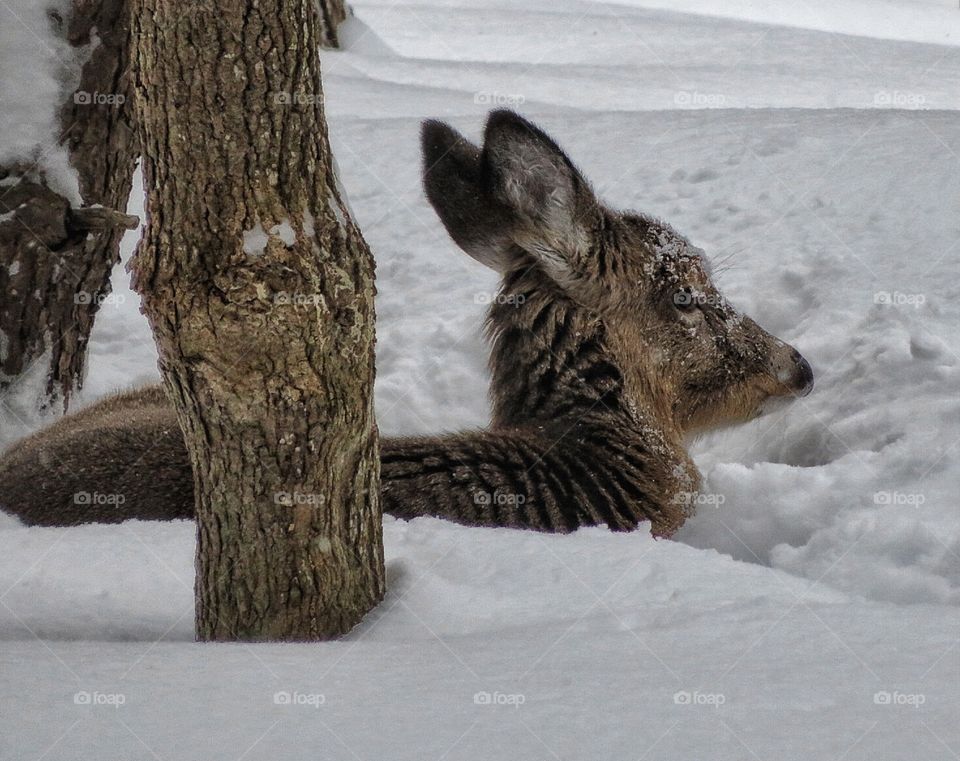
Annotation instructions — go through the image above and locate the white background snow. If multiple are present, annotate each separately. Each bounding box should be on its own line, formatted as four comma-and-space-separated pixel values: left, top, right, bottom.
2, 1, 960, 759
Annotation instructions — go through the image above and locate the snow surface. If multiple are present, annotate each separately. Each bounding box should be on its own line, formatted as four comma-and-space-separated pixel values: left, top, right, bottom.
2, 1, 960, 759
606, 0, 960, 47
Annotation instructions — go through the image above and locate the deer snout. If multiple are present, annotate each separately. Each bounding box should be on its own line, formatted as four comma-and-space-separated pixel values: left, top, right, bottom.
772, 346, 814, 398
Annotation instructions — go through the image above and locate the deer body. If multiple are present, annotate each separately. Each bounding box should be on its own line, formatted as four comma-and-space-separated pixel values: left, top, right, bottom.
0, 111, 812, 536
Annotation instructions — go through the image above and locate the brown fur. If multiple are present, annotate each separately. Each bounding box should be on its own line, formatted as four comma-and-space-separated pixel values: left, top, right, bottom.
0, 111, 812, 536
0, 385, 194, 524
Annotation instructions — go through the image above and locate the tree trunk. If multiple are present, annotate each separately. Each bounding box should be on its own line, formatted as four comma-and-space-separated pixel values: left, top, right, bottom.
0, 0, 138, 408
129, 0, 384, 640
318, 0, 349, 49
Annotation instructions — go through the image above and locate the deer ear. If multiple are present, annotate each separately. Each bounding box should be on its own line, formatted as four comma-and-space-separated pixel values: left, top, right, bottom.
421, 119, 515, 272
480, 110, 599, 290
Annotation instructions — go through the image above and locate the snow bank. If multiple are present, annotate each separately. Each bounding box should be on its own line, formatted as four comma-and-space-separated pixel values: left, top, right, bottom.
333, 1, 960, 114
605, 0, 960, 47
2, 516, 958, 760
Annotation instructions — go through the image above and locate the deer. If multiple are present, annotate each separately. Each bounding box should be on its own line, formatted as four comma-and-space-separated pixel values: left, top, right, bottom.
0, 110, 813, 537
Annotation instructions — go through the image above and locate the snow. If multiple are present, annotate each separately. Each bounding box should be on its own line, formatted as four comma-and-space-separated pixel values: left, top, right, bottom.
274, 218, 296, 246
0, 0, 81, 202
242, 219, 297, 256
2, 517, 958, 759
241, 221, 269, 256
606, 0, 960, 47
3, 0, 960, 758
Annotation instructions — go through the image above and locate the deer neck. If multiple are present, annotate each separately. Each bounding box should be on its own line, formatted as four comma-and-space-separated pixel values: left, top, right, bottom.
486, 272, 687, 448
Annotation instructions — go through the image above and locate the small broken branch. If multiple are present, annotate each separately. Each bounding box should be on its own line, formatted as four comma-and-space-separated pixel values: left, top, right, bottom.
68, 206, 140, 232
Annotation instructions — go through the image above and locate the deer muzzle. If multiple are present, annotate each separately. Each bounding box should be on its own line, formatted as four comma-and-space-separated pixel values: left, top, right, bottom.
773, 346, 814, 398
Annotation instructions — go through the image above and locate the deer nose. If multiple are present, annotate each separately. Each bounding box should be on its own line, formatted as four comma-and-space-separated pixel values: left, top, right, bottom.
792, 351, 814, 397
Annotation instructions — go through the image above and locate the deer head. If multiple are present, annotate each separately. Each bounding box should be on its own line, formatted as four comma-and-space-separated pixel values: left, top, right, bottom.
421, 110, 813, 440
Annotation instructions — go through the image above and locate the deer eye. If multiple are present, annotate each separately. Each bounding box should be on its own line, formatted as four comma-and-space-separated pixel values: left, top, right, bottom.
672, 289, 698, 313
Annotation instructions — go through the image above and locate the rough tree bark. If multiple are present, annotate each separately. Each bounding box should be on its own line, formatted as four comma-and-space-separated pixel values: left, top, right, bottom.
0, 0, 138, 408
130, 0, 384, 640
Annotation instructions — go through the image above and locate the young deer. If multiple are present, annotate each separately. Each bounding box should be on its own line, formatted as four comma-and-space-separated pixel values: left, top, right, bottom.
0, 110, 812, 537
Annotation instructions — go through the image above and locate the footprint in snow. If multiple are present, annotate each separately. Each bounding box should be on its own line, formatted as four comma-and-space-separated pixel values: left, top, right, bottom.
688, 168, 719, 184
